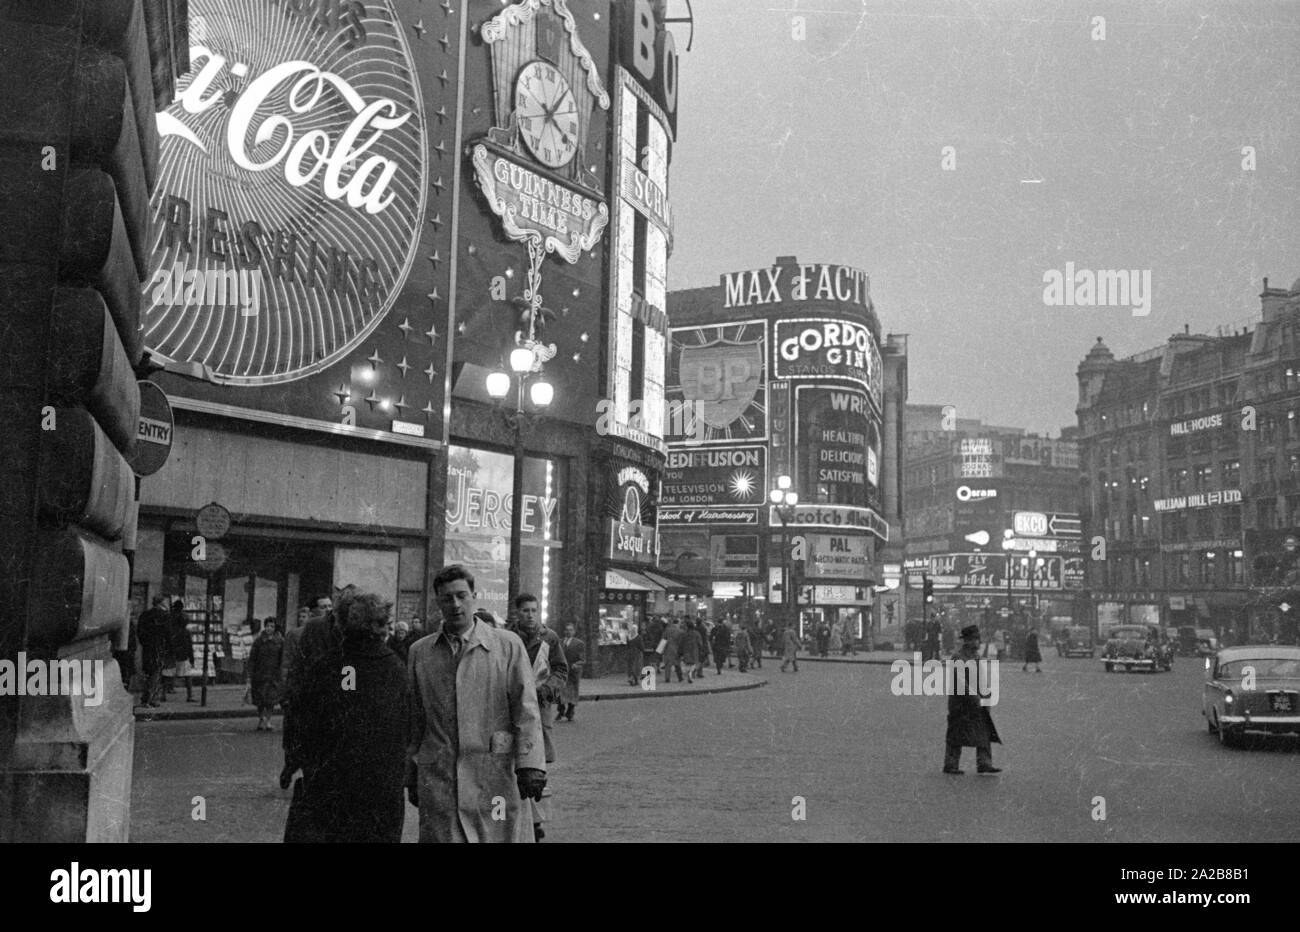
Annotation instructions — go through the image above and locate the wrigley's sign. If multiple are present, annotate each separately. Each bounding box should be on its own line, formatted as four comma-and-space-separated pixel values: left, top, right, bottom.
1153, 489, 1242, 511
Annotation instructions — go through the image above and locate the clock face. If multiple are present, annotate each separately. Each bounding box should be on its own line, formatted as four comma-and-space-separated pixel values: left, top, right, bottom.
515, 60, 580, 169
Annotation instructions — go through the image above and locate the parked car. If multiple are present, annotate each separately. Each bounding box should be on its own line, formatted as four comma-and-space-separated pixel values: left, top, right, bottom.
1056, 626, 1095, 658
1203, 645, 1300, 747
1102, 624, 1173, 672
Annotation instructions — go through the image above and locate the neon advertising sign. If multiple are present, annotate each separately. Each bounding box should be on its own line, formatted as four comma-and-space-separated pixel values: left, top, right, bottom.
144, 0, 427, 386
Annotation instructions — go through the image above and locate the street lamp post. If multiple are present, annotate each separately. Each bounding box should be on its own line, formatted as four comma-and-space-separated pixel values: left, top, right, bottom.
1002, 530, 1015, 627
769, 475, 799, 634
486, 333, 554, 610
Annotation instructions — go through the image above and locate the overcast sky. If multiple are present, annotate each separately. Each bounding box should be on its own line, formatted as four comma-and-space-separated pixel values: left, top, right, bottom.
666, 0, 1300, 434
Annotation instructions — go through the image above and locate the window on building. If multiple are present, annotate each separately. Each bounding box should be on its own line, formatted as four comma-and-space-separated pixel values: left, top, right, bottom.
1228, 550, 1244, 585
1224, 506, 1241, 535
1177, 553, 1191, 584
1168, 468, 1188, 493
1194, 464, 1213, 490
1140, 514, 1152, 537
1257, 499, 1276, 529
1262, 416, 1277, 444
1167, 436, 1185, 459
1290, 495, 1300, 527
1195, 510, 1214, 538
1287, 368, 1299, 391
1199, 551, 1216, 585
1261, 459, 1276, 485
1223, 460, 1240, 487
1166, 512, 1188, 539
1138, 558, 1152, 586
1290, 453, 1300, 478
1190, 433, 1212, 455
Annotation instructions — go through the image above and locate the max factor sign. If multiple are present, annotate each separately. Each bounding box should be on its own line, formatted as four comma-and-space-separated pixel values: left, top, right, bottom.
723, 263, 870, 309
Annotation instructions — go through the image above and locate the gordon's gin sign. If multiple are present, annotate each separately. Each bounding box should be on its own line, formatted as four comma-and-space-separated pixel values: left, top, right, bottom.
144, 1, 426, 385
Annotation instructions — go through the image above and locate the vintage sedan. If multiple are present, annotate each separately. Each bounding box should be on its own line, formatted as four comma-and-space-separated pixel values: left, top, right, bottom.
1056, 626, 1095, 658
1101, 624, 1173, 672
1203, 646, 1300, 748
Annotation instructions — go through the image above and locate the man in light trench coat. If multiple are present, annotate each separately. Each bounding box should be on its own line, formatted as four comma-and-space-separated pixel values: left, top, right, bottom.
406, 565, 547, 842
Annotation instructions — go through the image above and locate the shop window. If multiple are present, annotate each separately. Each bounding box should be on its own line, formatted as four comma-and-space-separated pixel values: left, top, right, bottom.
1228, 551, 1244, 585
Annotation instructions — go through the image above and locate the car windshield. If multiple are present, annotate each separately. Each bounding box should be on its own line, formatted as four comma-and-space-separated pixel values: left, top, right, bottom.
1217, 658, 1300, 679
1109, 627, 1148, 638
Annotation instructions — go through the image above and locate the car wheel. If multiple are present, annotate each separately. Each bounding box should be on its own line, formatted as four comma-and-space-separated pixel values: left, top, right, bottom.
1218, 721, 1240, 749
1104, 662, 1113, 672
1207, 710, 1216, 734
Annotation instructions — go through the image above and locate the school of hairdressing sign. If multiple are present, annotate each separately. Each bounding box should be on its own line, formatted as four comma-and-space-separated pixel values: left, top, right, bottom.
145, 0, 427, 385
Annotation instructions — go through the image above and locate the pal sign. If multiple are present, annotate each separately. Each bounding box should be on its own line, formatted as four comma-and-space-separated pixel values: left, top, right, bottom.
619, 0, 678, 134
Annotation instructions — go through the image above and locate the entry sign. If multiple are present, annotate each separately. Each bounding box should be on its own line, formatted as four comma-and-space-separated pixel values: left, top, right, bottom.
128, 380, 174, 476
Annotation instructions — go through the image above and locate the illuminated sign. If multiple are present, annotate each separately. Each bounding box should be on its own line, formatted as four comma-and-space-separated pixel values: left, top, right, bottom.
659, 507, 759, 526
662, 447, 766, 509
723, 264, 870, 309
927, 553, 1065, 591
146, 1, 426, 385
472, 146, 608, 262
1170, 413, 1224, 435
774, 504, 889, 541
141, 0, 452, 446
960, 437, 993, 478
666, 321, 766, 443
622, 158, 673, 248
774, 317, 882, 401
616, 0, 678, 135
796, 386, 876, 513
956, 485, 998, 502
1153, 489, 1242, 511
805, 533, 871, 580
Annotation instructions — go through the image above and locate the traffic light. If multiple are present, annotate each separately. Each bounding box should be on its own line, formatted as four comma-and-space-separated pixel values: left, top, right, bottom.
923, 576, 934, 604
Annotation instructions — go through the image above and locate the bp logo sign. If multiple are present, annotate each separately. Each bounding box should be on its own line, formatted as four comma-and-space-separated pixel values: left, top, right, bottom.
143, 0, 426, 385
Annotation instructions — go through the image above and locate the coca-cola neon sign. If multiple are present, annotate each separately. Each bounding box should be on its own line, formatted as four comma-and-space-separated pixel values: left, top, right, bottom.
143, 0, 426, 386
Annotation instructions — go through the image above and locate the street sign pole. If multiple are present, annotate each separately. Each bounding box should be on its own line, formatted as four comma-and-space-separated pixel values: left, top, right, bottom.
202, 583, 211, 708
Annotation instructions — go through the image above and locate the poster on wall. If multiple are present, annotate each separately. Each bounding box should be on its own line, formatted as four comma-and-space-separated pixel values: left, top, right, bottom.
665, 321, 767, 444
144, 0, 453, 445
659, 528, 712, 578
710, 535, 759, 577
805, 532, 871, 580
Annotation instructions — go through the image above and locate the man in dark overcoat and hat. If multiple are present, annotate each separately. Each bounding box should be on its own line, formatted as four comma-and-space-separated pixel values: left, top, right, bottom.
943, 625, 1002, 775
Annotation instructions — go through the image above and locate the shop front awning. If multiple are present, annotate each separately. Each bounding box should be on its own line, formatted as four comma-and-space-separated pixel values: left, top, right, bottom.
604, 569, 664, 592
643, 569, 709, 596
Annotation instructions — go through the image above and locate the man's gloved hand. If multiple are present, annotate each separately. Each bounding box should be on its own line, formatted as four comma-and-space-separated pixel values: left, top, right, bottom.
516, 768, 546, 801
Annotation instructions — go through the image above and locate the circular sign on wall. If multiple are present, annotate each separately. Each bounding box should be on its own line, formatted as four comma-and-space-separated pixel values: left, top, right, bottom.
195, 502, 232, 540
143, 0, 427, 385
127, 380, 174, 476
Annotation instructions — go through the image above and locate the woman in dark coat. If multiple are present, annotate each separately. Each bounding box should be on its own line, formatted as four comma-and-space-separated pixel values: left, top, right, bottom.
679, 620, 702, 683
165, 602, 196, 701
1022, 627, 1043, 673
710, 622, 731, 674
285, 593, 410, 843
248, 620, 284, 731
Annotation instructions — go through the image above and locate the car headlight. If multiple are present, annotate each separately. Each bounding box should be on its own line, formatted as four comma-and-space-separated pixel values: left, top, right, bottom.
1205, 657, 1212, 672
1224, 691, 1234, 705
